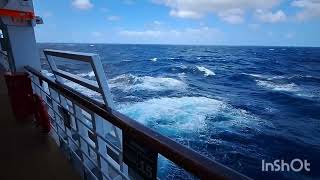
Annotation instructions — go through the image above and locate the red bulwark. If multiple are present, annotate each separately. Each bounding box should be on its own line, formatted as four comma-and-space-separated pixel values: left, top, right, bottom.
4, 73, 35, 122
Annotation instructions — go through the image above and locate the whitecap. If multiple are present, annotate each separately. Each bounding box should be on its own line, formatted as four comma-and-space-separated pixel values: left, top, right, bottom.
78, 71, 95, 77
269, 48, 274, 51
150, 57, 157, 62
256, 80, 299, 92
90, 44, 95, 47
178, 72, 187, 79
242, 73, 266, 79
196, 66, 215, 77
109, 74, 187, 92
118, 96, 270, 133
242, 73, 285, 80
64, 80, 100, 99
41, 70, 54, 77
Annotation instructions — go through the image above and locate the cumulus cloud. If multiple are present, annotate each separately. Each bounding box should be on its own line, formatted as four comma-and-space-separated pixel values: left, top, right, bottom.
170, 9, 203, 19
255, 9, 287, 23
72, 0, 93, 10
218, 9, 244, 24
291, 0, 320, 20
118, 27, 222, 44
154, 0, 281, 23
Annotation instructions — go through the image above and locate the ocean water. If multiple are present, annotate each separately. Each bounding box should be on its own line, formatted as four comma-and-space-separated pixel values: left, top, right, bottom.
38, 44, 320, 180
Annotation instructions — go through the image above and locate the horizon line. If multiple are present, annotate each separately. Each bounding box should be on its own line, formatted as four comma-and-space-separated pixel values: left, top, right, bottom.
36, 42, 320, 48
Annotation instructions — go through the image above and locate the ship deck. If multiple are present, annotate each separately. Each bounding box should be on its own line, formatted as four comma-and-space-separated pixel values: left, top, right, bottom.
0, 74, 81, 180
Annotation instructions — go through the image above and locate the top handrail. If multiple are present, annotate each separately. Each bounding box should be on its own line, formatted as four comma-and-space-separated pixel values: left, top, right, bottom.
25, 65, 251, 180
44, 49, 97, 62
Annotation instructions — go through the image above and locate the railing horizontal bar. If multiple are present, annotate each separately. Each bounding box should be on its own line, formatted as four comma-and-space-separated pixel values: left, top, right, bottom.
54, 69, 100, 93
26, 66, 250, 180
44, 49, 97, 62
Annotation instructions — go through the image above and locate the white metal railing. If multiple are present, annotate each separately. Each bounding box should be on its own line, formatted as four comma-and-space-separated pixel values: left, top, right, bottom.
26, 49, 250, 180
34, 49, 128, 180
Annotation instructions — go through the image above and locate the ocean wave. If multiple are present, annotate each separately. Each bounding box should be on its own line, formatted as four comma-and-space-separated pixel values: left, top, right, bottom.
288, 74, 320, 82
150, 57, 157, 62
109, 74, 187, 92
41, 70, 54, 77
242, 73, 284, 80
256, 80, 299, 92
177, 72, 187, 79
196, 66, 215, 77
243, 73, 319, 82
78, 71, 95, 77
118, 96, 271, 135
64, 81, 100, 98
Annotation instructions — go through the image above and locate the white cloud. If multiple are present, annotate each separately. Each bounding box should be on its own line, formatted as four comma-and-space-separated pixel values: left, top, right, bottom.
72, 0, 93, 10
170, 9, 203, 19
154, 0, 281, 23
107, 16, 121, 21
153, 20, 163, 26
218, 9, 244, 24
291, 0, 320, 20
255, 9, 287, 23
118, 27, 222, 44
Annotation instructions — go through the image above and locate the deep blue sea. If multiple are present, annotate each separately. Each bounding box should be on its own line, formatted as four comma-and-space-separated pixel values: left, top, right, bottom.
38, 44, 320, 180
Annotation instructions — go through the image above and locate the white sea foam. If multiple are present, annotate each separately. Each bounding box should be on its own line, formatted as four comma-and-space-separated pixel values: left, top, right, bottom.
109, 74, 187, 92
242, 73, 285, 80
78, 71, 95, 77
242, 73, 266, 78
256, 80, 299, 92
196, 66, 215, 77
41, 70, 54, 77
247, 74, 317, 98
118, 96, 270, 133
64, 81, 100, 98
269, 48, 274, 51
90, 44, 95, 47
178, 72, 187, 79
150, 57, 157, 62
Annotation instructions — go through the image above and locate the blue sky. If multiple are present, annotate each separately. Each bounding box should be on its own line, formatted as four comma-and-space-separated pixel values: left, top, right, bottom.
34, 0, 320, 46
